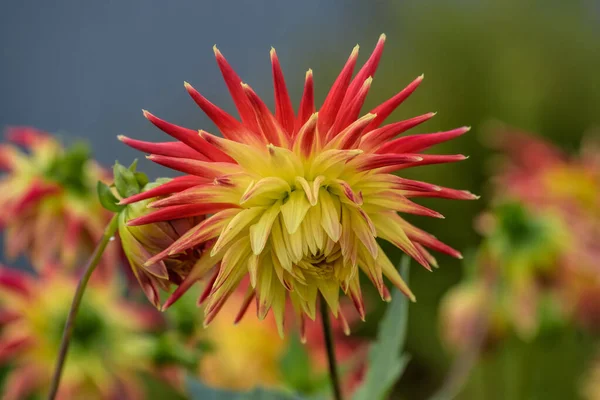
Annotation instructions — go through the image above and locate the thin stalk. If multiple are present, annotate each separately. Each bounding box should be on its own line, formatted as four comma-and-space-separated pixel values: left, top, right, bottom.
320, 297, 343, 400
47, 214, 119, 400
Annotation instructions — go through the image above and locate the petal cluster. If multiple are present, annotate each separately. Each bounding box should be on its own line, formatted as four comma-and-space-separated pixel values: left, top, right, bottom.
121, 35, 475, 333
0, 127, 117, 277
0, 266, 158, 400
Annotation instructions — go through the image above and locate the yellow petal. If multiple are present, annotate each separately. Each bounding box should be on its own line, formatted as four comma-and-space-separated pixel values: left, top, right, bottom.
280, 190, 311, 234
249, 200, 282, 254
211, 207, 263, 255
319, 189, 342, 241
241, 177, 290, 207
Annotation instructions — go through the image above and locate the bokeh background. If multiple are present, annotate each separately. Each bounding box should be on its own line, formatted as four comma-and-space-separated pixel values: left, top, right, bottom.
1, 0, 599, 398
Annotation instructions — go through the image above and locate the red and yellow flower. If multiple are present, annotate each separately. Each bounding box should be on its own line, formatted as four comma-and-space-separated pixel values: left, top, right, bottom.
0, 127, 117, 277
0, 266, 159, 400
491, 130, 600, 333
442, 130, 600, 346
119, 35, 475, 334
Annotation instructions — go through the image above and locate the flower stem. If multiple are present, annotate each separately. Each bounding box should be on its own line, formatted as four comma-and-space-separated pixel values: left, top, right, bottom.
47, 214, 119, 400
320, 296, 343, 400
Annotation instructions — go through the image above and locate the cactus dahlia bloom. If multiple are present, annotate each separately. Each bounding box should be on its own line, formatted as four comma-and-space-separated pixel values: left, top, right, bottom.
489, 130, 600, 332
0, 266, 158, 400
120, 35, 475, 333
119, 179, 205, 308
0, 127, 117, 276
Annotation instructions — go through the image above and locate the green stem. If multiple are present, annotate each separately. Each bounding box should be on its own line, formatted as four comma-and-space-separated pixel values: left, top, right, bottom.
320, 297, 343, 400
47, 214, 119, 400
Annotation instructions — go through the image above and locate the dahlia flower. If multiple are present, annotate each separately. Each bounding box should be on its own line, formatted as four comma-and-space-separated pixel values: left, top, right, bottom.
0, 127, 117, 276
118, 178, 205, 308
491, 130, 600, 331
120, 35, 475, 333
0, 266, 158, 400
445, 130, 599, 341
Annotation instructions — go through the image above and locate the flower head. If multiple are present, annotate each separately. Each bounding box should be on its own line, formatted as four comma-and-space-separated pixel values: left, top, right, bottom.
446, 130, 600, 341
0, 127, 116, 276
490, 130, 600, 331
0, 266, 159, 400
120, 35, 475, 333
118, 178, 205, 308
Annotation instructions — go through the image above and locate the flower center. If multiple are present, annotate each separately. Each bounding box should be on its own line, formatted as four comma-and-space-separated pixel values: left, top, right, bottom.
295, 244, 342, 279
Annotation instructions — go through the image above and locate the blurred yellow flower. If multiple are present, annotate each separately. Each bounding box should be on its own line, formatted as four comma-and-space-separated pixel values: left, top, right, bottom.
0, 266, 159, 400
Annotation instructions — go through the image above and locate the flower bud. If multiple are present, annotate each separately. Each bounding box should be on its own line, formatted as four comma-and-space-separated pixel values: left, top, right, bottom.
119, 180, 203, 308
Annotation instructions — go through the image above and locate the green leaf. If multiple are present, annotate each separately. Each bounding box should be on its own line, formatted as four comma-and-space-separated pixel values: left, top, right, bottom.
185, 375, 305, 400
135, 172, 150, 188
280, 335, 314, 393
353, 256, 412, 400
96, 181, 124, 212
113, 161, 140, 198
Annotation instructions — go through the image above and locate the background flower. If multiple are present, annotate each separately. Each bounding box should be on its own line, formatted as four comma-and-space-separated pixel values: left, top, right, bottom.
0, 127, 118, 278
0, 266, 160, 400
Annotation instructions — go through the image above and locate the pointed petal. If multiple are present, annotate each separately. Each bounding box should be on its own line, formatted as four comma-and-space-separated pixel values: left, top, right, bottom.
148, 184, 240, 208
211, 207, 263, 255
184, 81, 260, 144
120, 176, 207, 205
249, 201, 282, 254
270, 48, 295, 135
345, 33, 386, 103
377, 126, 471, 154
293, 112, 319, 158
319, 189, 342, 241
370, 212, 431, 270
146, 155, 242, 180
327, 113, 377, 150
127, 203, 233, 226
353, 153, 423, 172
280, 190, 311, 234
241, 83, 289, 147
294, 69, 315, 134
118, 135, 206, 160
318, 45, 359, 137
142, 110, 232, 162
364, 74, 424, 131
162, 250, 222, 310
360, 112, 436, 151
213, 46, 260, 133
327, 78, 374, 140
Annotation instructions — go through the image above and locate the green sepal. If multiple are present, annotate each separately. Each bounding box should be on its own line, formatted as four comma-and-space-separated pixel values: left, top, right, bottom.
96, 181, 124, 213
113, 161, 140, 198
